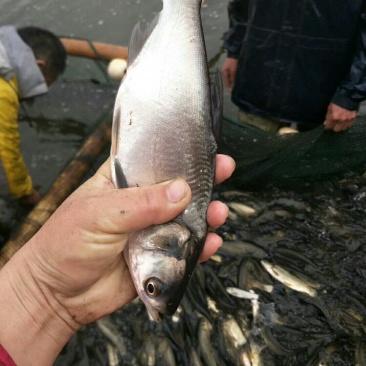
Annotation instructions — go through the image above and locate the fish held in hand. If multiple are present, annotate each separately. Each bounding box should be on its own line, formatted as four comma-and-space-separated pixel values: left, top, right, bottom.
111, 0, 223, 322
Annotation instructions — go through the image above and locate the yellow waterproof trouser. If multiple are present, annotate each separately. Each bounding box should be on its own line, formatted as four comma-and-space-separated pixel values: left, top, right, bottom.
0, 76, 33, 198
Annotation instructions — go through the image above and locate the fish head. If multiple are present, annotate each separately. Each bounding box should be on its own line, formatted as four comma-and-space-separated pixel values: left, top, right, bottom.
125, 222, 196, 322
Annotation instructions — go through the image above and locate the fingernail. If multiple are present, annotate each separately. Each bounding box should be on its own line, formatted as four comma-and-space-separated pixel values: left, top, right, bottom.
167, 179, 189, 203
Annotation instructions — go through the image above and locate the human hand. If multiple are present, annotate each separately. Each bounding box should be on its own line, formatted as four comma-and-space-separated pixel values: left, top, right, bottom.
0, 154, 235, 365
19, 189, 41, 206
323, 102, 357, 132
221, 57, 238, 92
29, 154, 234, 324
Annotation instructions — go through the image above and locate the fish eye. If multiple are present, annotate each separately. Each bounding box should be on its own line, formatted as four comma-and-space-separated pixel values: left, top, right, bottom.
145, 278, 162, 298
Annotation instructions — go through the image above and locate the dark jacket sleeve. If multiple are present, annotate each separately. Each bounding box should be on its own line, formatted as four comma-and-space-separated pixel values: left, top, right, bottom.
332, 3, 366, 111
223, 0, 249, 59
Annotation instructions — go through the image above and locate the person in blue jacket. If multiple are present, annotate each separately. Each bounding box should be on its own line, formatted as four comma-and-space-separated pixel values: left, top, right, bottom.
221, 0, 366, 133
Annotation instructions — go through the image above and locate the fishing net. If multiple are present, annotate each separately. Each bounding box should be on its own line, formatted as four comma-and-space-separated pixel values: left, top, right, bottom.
219, 114, 366, 189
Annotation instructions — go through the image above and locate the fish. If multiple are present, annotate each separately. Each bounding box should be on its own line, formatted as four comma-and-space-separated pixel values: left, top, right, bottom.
260, 260, 319, 297
110, 0, 222, 322
106, 344, 119, 366
219, 315, 248, 364
226, 287, 259, 300
227, 202, 257, 219
198, 316, 218, 366
97, 316, 127, 357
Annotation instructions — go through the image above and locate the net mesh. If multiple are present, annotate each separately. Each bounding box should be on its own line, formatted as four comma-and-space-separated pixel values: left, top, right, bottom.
219, 115, 366, 188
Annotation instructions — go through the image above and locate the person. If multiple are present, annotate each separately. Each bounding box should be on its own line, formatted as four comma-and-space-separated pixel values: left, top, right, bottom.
0, 26, 67, 205
0, 155, 235, 366
221, 0, 366, 133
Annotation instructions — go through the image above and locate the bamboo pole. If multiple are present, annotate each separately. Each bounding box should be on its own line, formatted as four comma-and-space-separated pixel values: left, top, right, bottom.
60, 38, 128, 61
0, 122, 112, 269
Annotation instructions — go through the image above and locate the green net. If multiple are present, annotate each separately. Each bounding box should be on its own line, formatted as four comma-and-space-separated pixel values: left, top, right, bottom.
219, 115, 366, 188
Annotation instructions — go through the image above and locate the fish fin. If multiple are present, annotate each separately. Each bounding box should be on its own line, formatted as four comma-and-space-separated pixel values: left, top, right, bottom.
211, 68, 224, 142
111, 107, 129, 188
113, 158, 128, 188
127, 13, 160, 66
111, 105, 120, 158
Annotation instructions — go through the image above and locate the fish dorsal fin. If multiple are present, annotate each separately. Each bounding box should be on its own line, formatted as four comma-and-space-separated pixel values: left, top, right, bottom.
211, 68, 224, 142
127, 13, 160, 66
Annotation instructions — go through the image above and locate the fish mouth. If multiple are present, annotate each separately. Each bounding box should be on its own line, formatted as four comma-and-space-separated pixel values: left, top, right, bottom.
145, 300, 181, 322
146, 306, 164, 323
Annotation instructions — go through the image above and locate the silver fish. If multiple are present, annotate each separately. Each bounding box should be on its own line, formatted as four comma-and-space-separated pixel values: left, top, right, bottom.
260, 260, 319, 298
111, 0, 222, 322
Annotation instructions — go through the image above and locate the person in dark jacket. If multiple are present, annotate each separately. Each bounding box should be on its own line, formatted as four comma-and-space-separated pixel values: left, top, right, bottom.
221, 0, 366, 133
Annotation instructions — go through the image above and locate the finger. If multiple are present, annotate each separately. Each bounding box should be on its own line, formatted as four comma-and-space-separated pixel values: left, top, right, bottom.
215, 154, 235, 185
323, 120, 335, 130
226, 75, 233, 92
229, 68, 237, 91
93, 179, 192, 234
199, 232, 223, 263
222, 72, 231, 91
207, 200, 229, 229
332, 121, 349, 132
333, 121, 343, 132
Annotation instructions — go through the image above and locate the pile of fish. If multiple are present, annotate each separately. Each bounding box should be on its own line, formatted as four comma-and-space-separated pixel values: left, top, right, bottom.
54, 170, 366, 366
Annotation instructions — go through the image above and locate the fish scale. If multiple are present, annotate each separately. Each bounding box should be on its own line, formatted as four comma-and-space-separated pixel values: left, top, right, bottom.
111, 0, 222, 322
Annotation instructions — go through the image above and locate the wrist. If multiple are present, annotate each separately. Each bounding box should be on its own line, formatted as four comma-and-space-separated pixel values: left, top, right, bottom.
0, 247, 77, 366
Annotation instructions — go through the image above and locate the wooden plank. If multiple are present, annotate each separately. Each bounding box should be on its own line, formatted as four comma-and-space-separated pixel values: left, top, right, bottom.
60, 38, 128, 61
0, 122, 112, 269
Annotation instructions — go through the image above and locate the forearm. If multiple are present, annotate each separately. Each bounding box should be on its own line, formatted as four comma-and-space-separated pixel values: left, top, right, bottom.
0, 248, 76, 366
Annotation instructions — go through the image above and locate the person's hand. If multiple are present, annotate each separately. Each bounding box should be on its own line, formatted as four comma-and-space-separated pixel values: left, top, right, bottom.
19, 189, 41, 206
0, 154, 235, 366
221, 57, 238, 92
323, 102, 357, 132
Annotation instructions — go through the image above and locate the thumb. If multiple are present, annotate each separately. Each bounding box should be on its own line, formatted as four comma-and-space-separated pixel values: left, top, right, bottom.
96, 179, 192, 234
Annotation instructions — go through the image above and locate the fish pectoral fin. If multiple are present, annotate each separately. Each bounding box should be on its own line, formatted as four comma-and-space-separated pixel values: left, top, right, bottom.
111, 106, 121, 157
142, 231, 193, 260
111, 105, 128, 189
211, 68, 224, 142
127, 13, 160, 66
112, 157, 128, 189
